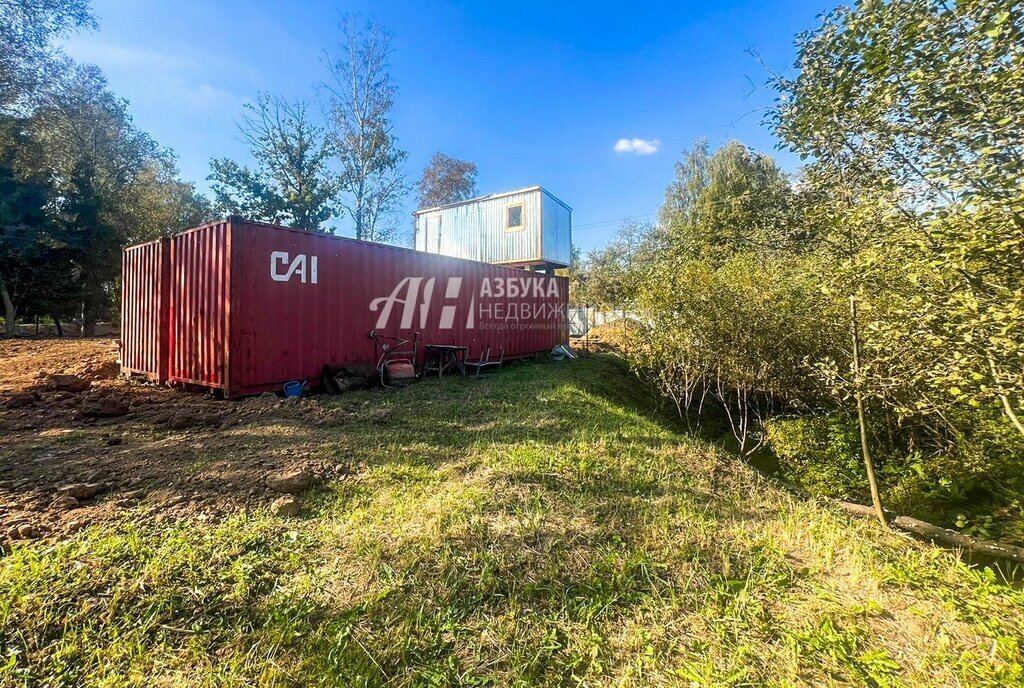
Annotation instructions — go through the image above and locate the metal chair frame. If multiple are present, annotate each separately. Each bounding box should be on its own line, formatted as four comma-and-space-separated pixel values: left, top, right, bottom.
464, 345, 505, 378
370, 330, 420, 386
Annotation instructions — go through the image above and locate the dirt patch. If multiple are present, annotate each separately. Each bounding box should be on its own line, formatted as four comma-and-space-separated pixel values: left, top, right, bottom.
0, 337, 120, 396
0, 337, 360, 544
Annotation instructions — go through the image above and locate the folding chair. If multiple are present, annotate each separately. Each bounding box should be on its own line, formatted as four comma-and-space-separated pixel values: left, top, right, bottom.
465, 346, 504, 378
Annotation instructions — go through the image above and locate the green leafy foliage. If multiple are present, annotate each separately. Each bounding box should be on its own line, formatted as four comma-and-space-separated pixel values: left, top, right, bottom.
581, 1, 1024, 541
602, 142, 844, 454
766, 414, 868, 500
658, 139, 805, 261
209, 94, 337, 231
1, 58, 214, 333
0, 0, 95, 115
0, 136, 79, 333
572, 218, 650, 309
0, 1, 215, 334
602, 125, 1024, 539
773, 0, 1024, 439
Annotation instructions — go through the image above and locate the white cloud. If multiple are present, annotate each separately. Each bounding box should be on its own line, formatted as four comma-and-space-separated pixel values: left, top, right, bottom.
164, 79, 239, 112
613, 137, 660, 155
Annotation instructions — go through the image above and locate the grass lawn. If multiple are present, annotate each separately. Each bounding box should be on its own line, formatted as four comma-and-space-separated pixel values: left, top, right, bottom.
2, 353, 1023, 686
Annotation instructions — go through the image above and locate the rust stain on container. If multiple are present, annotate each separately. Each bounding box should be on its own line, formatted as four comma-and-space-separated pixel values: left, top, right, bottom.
121, 219, 568, 396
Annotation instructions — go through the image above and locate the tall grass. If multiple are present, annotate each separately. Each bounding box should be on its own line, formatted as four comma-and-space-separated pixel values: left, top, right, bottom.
2, 355, 1022, 686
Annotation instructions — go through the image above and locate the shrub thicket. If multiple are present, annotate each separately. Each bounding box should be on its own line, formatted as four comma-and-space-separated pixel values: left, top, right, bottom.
576, 0, 1024, 541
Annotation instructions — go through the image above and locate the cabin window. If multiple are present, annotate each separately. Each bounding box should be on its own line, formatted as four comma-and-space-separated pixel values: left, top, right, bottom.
506, 203, 524, 231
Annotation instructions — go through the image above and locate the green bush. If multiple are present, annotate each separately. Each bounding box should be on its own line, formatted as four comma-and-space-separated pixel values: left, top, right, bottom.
765, 410, 1024, 543
765, 414, 867, 502
894, 411, 1024, 542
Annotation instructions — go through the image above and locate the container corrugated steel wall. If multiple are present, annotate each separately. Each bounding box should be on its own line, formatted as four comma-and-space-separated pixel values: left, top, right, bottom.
227, 221, 567, 395
120, 238, 170, 381
122, 219, 568, 397
167, 222, 231, 390
415, 187, 571, 266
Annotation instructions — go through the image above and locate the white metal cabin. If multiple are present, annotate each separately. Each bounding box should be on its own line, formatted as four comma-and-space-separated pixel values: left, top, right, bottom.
413, 186, 572, 271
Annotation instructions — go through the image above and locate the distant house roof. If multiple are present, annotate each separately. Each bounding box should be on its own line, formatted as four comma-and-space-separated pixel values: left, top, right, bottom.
413, 185, 572, 215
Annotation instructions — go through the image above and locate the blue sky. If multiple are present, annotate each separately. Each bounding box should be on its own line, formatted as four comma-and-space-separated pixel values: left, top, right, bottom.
63, 0, 831, 252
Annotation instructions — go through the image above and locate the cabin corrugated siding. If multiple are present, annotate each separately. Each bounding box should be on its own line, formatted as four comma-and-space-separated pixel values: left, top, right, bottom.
415, 188, 543, 264
540, 191, 572, 266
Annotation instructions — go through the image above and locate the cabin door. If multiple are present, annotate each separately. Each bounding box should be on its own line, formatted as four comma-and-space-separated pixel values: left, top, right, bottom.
425, 214, 441, 253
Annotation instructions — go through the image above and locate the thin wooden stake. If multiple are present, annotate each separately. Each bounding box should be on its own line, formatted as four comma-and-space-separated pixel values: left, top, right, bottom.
585, 305, 590, 352
850, 295, 887, 526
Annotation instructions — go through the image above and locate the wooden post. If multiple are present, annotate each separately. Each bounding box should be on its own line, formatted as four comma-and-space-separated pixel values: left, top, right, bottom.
585, 305, 590, 352
850, 295, 887, 526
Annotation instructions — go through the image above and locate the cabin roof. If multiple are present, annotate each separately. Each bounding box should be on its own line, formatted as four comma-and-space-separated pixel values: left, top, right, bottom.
413, 185, 572, 216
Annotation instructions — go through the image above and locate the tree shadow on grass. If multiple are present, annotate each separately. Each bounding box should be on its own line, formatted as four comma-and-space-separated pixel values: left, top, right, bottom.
9, 353, 1020, 685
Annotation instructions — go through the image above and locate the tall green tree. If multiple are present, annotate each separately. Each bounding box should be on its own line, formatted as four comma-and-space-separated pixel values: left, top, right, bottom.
625, 142, 839, 448
1, 0, 94, 333
0, 0, 95, 116
576, 219, 651, 309
772, 0, 1024, 438
0, 127, 57, 335
131, 158, 215, 238
1, 1, 214, 336
27, 63, 171, 334
659, 140, 801, 261
209, 93, 337, 231
324, 15, 408, 243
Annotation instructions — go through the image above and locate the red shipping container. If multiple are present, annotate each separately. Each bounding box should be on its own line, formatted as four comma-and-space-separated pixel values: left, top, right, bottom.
122, 219, 568, 396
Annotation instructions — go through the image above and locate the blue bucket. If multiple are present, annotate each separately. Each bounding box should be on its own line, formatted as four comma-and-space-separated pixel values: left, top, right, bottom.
282, 380, 307, 398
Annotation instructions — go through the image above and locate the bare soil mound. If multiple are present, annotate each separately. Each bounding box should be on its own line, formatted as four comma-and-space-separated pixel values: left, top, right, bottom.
0, 337, 358, 543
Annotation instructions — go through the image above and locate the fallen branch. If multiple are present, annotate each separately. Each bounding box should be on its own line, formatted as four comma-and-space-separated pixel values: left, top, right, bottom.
832, 499, 1024, 564
742, 461, 1024, 564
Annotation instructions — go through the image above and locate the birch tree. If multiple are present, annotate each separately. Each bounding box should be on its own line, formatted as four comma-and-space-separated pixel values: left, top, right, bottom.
323, 15, 408, 243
